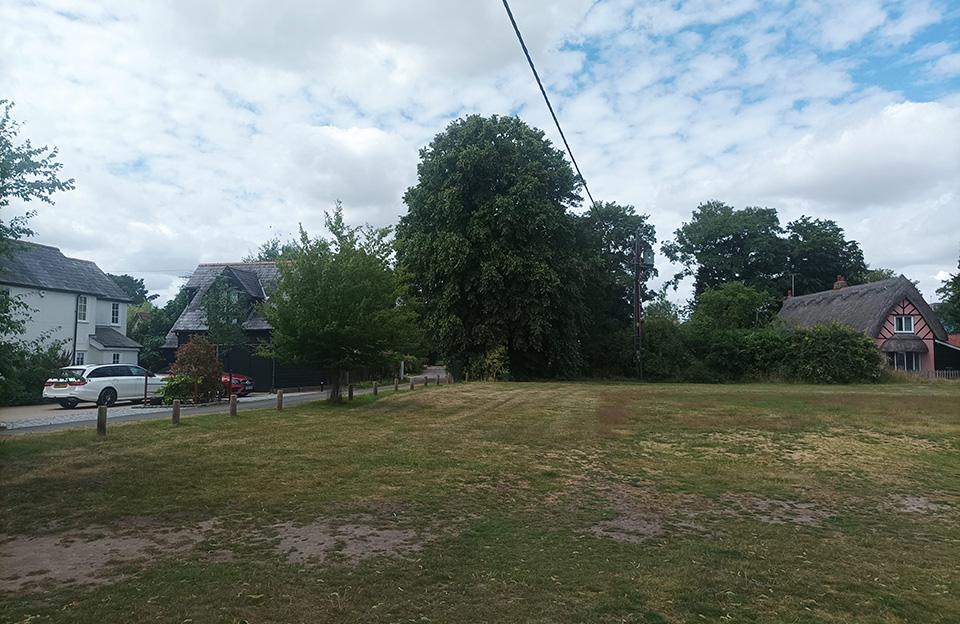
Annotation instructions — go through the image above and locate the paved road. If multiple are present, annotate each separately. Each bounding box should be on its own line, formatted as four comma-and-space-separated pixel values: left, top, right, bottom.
1, 366, 450, 435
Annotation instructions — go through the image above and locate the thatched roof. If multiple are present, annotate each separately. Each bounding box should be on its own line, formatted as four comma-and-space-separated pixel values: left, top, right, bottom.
879, 335, 927, 353
778, 275, 947, 341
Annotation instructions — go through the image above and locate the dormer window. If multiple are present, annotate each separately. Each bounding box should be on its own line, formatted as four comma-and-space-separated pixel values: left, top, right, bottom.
111, 303, 120, 325
894, 315, 914, 333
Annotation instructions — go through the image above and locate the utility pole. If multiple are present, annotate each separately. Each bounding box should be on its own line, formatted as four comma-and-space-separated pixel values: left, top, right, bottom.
634, 231, 655, 381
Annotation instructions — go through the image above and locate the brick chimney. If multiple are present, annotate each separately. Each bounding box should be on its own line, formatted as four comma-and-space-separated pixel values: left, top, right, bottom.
833, 275, 847, 290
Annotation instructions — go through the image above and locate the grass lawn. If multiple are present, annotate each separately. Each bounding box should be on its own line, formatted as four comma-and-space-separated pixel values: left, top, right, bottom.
1, 381, 958, 623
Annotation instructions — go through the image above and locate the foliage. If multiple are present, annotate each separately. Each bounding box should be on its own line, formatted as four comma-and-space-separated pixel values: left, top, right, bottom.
782, 216, 867, 295
202, 275, 249, 362
258, 203, 418, 403
107, 274, 158, 305
642, 318, 688, 381
0, 336, 69, 406
688, 282, 777, 331
935, 246, 960, 332
397, 114, 588, 379
577, 202, 657, 377
1, 100, 74, 340
663, 201, 868, 300
0, 100, 75, 249
242, 236, 297, 262
170, 334, 222, 402
662, 200, 785, 298
863, 266, 897, 283
127, 289, 189, 372
158, 373, 205, 405
786, 321, 883, 384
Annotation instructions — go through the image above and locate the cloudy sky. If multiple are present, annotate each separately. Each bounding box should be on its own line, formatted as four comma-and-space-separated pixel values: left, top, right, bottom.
3, 0, 959, 304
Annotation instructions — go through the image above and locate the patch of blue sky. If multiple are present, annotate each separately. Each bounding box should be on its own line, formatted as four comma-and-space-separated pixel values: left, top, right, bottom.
107, 158, 149, 177
216, 85, 261, 115
55, 11, 82, 21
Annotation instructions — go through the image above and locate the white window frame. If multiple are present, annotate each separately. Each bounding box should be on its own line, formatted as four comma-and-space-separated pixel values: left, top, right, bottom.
111, 302, 120, 325
75, 351, 86, 365
894, 315, 914, 333
77, 295, 88, 322
112, 353, 121, 364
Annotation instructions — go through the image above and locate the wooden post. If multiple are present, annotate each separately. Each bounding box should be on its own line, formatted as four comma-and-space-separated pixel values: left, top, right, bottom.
143, 375, 149, 406
465, 372, 469, 382
230, 395, 237, 417
172, 400, 180, 425
277, 389, 284, 412
410, 378, 415, 390
425, 375, 429, 387
373, 381, 378, 396
348, 384, 354, 401
436, 375, 440, 386
394, 378, 399, 391
97, 406, 107, 436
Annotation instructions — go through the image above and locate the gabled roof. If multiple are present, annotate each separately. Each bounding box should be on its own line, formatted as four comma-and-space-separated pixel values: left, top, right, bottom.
163, 261, 280, 348
91, 326, 141, 349
0, 241, 132, 301
779, 275, 948, 341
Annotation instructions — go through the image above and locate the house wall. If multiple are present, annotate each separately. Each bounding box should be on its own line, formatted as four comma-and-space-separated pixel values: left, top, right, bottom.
2, 285, 77, 349
876, 298, 936, 371
2, 285, 133, 365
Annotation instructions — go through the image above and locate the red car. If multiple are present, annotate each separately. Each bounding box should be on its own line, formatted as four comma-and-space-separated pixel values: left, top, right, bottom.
222, 373, 255, 397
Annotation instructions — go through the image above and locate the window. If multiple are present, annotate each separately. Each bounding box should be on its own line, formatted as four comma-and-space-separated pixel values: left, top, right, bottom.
889, 352, 921, 371
75, 351, 85, 365
112, 353, 121, 364
894, 315, 914, 333
111, 303, 120, 325
77, 295, 88, 322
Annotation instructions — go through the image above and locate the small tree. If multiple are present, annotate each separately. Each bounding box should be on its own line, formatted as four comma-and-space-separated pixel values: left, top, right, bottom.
259, 204, 418, 403
202, 276, 249, 395
171, 334, 222, 403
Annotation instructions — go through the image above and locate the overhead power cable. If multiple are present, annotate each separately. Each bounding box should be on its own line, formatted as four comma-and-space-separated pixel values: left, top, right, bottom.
501, 0, 597, 208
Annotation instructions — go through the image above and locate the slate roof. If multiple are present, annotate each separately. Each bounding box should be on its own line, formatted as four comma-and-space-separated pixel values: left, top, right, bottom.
779, 275, 948, 341
164, 262, 280, 349
0, 241, 132, 301
92, 326, 142, 349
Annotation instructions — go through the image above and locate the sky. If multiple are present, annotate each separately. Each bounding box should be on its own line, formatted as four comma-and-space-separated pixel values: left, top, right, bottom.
2, 0, 959, 306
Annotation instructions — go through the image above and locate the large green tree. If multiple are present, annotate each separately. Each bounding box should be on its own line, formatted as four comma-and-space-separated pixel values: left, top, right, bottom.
782, 216, 867, 296
664, 201, 868, 299
396, 114, 587, 379
577, 201, 656, 377
128, 289, 189, 372
662, 200, 785, 298
259, 205, 417, 403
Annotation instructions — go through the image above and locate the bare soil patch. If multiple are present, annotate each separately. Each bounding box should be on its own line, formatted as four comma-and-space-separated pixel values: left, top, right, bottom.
0, 521, 217, 592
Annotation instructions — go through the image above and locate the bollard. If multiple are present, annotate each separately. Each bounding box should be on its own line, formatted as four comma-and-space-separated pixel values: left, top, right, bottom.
425, 376, 429, 387
410, 378, 415, 391
277, 389, 284, 412
436, 375, 441, 386
230, 395, 237, 417
394, 378, 399, 391
373, 381, 378, 396
348, 384, 354, 401
172, 399, 180, 425
97, 405, 107, 436
465, 372, 469, 382
320, 382, 324, 392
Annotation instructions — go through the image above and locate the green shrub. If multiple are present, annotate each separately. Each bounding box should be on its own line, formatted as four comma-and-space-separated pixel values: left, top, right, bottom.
170, 335, 222, 402
0, 338, 69, 406
787, 321, 883, 384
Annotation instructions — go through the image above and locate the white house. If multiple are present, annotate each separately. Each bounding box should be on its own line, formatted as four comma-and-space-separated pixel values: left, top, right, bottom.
1, 241, 141, 365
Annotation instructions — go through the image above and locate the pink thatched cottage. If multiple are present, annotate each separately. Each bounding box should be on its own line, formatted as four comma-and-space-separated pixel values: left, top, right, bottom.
779, 275, 960, 374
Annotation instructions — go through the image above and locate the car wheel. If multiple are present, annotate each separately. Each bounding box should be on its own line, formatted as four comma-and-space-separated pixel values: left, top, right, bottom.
59, 398, 80, 409
97, 387, 118, 407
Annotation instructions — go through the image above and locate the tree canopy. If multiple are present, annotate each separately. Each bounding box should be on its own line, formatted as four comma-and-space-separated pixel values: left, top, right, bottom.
663, 201, 867, 299
108, 274, 158, 305
396, 114, 588, 379
936, 246, 960, 331
258, 205, 417, 402
242, 236, 297, 262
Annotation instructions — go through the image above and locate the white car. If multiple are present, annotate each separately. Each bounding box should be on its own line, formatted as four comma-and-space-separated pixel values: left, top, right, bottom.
43, 364, 167, 408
